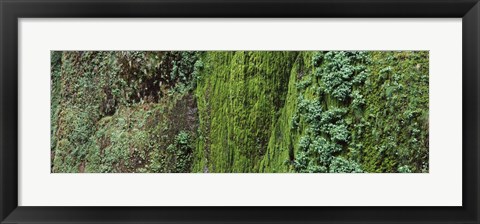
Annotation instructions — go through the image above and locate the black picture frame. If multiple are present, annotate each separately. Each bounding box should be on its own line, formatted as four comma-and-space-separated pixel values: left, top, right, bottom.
1, 0, 479, 223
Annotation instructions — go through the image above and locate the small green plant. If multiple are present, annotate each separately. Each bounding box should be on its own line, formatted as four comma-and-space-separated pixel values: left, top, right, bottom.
166, 131, 194, 173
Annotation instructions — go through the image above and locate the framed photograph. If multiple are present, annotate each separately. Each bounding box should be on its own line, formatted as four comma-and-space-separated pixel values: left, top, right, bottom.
1, 0, 479, 223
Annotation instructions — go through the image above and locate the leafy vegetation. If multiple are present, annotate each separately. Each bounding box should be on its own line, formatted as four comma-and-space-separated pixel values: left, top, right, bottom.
51, 51, 429, 173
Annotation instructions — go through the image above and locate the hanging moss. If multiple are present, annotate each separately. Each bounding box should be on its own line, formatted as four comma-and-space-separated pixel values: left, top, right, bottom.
193, 51, 298, 172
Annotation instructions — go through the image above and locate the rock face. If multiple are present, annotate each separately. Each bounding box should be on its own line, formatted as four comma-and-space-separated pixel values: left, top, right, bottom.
51, 51, 429, 173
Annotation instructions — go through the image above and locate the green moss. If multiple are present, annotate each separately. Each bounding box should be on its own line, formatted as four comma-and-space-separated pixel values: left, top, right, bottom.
194, 51, 298, 172
359, 51, 429, 172
51, 51, 429, 173
51, 51, 200, 173
50, 51, 63, 170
